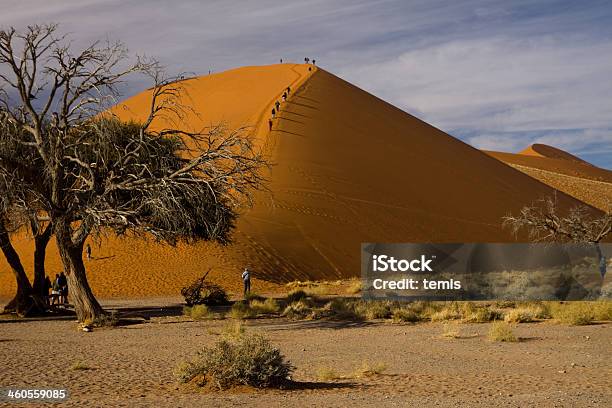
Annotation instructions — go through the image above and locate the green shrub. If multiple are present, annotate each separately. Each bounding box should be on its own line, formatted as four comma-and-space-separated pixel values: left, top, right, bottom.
175, 332, 293, 389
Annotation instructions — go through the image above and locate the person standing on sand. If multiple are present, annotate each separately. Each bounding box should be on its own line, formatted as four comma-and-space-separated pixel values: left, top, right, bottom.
51, 274, 60, 306
282, 92, 287, 102
312, 59, 316, 65
58, 272, 68, 304
43, 275, 51, 306
280, 58, 283, 63
286, 86, 291, 95
242, 267, 251, 296
275, 100, 280, 112
268, 118, 273, 131
304, 57, 310, 64
271, 108, 276, 118
86, 243, 92, 260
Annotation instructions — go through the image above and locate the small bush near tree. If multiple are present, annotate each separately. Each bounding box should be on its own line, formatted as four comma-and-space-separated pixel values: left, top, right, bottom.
181, 272, 229, 306
175, 332, 293, 389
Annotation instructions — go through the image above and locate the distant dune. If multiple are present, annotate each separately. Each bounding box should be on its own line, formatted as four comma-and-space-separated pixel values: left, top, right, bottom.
0, 64, 595, 299
519, 143, 591, 164
485, 144, 612, 211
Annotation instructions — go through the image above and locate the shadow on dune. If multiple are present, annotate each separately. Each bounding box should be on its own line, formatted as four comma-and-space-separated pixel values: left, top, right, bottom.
280, 110, 311, 119
277, 116, 305, 125
288, 101, 319, 110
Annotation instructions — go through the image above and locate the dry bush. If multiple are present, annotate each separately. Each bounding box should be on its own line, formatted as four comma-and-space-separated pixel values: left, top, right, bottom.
441, 322, 462, 338
430, 307, 462, 322
488, 321, 517, 342
71, 360, 91, 370
462, 305, 502, 323
181, 274, 229, 307
222, 321, 245, 339
593, 300, 612, 321
88, 311, 119, 327
183, 305, 213, 320
229, 302, 256, 320
316, 367, 342, 381
175, 332, 293, 389
392, 307, 420, 323
286, 289, 309, 304
504, 308, 536, 323
346, 279, 362, 294
353, 361, 387, 378
324, 299, 365, 321
549, 302, 594, 325
354, 301, 393, 320
282, 300, 315, 320
250, 298, 280, 315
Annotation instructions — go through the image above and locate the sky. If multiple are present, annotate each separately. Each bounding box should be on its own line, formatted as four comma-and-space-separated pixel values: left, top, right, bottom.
1, 0, 611, 168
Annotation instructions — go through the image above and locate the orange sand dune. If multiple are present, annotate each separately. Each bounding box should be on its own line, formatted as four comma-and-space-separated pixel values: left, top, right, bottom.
484, 150, 612, 183
484, 145, 612, 211
0, 64, 594, 299
519, 143, 591, 164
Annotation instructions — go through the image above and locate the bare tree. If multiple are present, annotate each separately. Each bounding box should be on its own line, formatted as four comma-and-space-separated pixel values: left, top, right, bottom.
503, 196, 611, 279
0, 24, 269, 322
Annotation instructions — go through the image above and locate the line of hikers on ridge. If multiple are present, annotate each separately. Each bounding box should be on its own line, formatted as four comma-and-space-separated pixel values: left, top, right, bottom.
268, 58, 317, 131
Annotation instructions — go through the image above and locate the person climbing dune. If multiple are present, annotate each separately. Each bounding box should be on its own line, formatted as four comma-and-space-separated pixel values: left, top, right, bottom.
268, 118, 273, 131
287, 86, 291, 94
282, 92, 287, 102
271, 108, 276, 118
275, 100, 280, 111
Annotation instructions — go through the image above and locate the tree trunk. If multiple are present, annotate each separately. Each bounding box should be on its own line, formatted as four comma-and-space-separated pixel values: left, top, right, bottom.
594, 242, 607, 279
0, 223, 34, 315
32, 223, 53, 297
55, 222, 104, 323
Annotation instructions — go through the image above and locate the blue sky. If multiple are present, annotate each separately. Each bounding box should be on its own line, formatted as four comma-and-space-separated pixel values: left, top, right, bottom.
2, 0, 611, 168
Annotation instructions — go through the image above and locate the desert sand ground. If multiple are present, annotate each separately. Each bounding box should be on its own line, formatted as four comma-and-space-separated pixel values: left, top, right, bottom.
0, 297, 610, 408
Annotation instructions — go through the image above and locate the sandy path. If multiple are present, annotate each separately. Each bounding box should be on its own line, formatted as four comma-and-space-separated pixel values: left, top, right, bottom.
0, 302, 610, 407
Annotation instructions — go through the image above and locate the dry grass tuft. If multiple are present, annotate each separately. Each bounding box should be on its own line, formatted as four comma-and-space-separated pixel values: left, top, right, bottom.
183, 304, 213, 320
250, 298, 280, 315
229, 302, 257, 320
71, 360, 91, 370
441, 322, 462, 338
353, 361, 387, 378
488, 321, 518, 342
